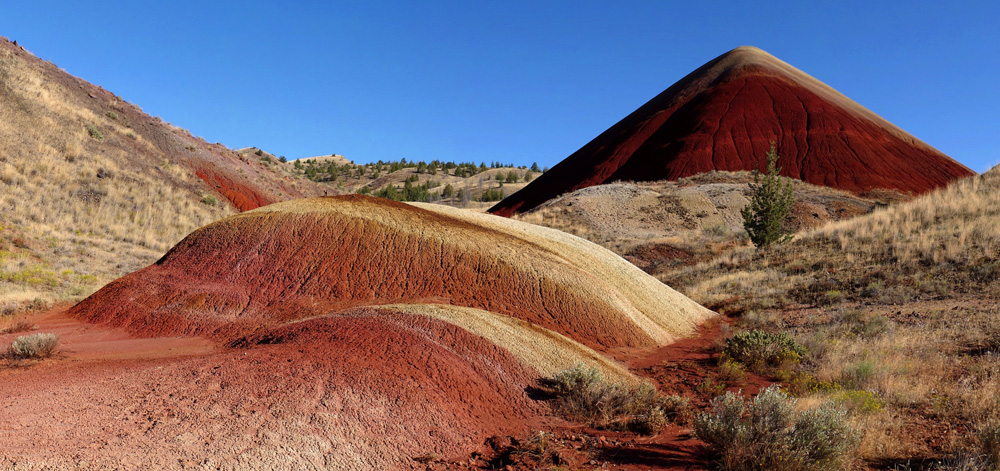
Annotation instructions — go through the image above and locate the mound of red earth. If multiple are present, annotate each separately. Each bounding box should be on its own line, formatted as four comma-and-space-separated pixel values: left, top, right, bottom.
490, 46, 974, 216
0, 307, 539, 470
70, 195, 710, 352
54, 195, 712, 468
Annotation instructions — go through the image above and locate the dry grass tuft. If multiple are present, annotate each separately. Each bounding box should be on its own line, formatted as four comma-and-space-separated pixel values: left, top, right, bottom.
541, 363, 688, 434
0, 318, 34, 334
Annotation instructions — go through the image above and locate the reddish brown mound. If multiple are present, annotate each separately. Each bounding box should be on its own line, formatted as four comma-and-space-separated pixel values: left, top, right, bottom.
69, 195, 711, 351
0, 307, 538, 469
489, 46, 974, 216
195, 165, 273, 211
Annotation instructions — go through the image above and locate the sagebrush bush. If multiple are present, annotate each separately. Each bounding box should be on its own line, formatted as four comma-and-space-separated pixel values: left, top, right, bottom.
839, 360, 877, 390
543, 363, 685, 434
695, 385, 858, 471
723, 329, 806, 373
7, 332, 59, 359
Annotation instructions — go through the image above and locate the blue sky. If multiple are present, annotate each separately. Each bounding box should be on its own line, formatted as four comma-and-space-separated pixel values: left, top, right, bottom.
2, 1, 998, 172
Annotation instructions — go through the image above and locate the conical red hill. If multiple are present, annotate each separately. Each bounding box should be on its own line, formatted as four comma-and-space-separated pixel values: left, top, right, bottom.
489, 46, 974, 216
69, 195, 712, 352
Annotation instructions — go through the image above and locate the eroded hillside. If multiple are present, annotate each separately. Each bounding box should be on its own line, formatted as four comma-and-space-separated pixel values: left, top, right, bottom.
0, 37, 328, 308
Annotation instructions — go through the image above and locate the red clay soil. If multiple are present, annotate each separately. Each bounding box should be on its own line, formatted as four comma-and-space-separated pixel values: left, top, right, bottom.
194, 165, 273, 211
489, 46, 974, 216
69, 195, 693, 352
423, 318, 774, 471
1, 306, 539, 470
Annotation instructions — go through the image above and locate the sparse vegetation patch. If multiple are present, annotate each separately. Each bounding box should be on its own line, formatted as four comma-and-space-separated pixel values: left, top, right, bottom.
695, 385, 859, 471
541, 363, 687, 434
6, 333, 59, 359
722, 329, 805, 374
85, 124, 103, 140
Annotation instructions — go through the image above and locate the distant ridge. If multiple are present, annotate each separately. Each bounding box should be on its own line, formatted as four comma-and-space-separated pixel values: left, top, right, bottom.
490, 46, 975, 216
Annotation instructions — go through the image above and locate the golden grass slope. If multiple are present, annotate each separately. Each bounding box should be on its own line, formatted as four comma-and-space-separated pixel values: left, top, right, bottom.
812, 165, 1000, 267
0, 37, 327, 308
657, 166, 1000, 461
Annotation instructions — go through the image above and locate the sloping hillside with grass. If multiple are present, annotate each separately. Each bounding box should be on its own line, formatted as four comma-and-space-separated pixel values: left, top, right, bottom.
0, 37, 328, 309
515, 170, 896, 272
659, 166, 1000, 464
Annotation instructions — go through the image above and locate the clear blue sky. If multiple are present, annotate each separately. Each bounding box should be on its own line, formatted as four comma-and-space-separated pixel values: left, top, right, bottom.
2, 1, 997, 172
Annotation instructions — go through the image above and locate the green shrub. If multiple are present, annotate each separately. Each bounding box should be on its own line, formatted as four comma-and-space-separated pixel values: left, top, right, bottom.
696, 378, 727, 397
718, 359, 747, 382
7, 333, 60, 359
86, 124, 103, 140
542, 363, 683, 434
742, 142, 794, 248
821, 290, 843, 305
723, 330, 806, 374
201, 195, 217, 206
695, 385, 858, 471
832, 389, 884, 414
839, 360, 877, 390
478, 187, 505, 202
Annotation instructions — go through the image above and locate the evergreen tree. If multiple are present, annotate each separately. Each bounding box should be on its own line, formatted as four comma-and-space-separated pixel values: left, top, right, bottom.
741, 142, 795, 248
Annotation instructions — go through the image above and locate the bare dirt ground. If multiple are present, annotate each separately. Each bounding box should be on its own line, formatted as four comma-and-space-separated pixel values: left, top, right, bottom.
1, 306, 542, 470
2, 306, 738, 471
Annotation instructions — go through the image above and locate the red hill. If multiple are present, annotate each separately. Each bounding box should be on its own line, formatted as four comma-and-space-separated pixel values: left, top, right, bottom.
490, 46, 974, 216
69, 196, 711, 352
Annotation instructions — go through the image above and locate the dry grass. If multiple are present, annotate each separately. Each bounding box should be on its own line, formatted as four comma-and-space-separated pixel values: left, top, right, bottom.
813, 168, 1000, 270
0, 317, 34, 334
658, 167, 1000, 463
0, 41, 235, 307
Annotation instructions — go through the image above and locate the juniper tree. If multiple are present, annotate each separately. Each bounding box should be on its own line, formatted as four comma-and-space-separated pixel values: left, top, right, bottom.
742, 142, 794, 248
